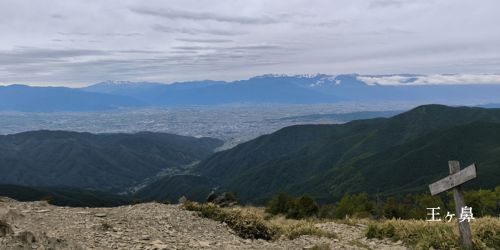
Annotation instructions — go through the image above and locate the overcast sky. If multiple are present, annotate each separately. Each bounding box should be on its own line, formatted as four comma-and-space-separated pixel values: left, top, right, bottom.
0, 0, 499, 86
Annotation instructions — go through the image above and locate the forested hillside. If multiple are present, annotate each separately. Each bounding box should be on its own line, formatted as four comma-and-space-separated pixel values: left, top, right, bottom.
159, 105, 500, 203
0, 131, 223, 191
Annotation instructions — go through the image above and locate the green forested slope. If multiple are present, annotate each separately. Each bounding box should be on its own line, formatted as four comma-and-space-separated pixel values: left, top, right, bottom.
0, 131, 223, 191
135, 175, 215, 203
0, 184, 132, 207
189, 105, 500, 203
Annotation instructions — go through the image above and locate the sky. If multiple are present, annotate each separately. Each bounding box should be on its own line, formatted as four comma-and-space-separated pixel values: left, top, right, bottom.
0, 0, 499, 87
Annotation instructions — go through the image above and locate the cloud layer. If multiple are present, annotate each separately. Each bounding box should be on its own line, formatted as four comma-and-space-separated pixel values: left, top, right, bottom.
0, 0, 499, 86
358, 74, 500, 85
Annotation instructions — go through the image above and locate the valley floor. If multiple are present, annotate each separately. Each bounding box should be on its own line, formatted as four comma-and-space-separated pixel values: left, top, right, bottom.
0, 197, 407, 250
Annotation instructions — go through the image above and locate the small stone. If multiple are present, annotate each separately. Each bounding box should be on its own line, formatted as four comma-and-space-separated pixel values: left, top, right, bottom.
140, 235, 150, 240
17, 231, 37, 244
95, 213, 107, 218
0, 220, 14, 236
35, 209, 51, 213
198, 241, 210, 247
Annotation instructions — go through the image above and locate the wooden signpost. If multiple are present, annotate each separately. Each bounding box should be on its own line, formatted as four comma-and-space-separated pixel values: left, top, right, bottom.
429, 161, 477, 249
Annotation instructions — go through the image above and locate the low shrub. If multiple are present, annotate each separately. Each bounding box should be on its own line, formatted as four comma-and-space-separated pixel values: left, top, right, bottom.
318, 204, 336, 219
266, 193, 320, 219
266, 192, 294, 215
183, 201, 276, 240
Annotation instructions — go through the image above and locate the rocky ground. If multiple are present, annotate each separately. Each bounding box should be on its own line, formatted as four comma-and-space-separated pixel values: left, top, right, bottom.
0, 197, 407, 249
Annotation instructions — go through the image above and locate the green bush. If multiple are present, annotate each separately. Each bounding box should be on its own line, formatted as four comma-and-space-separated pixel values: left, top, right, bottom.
266, 192, 294, 215
383, 197, 402, 219
335, 193, 374, 219
286, 195, 319, 219
318, 204, 336, 219
266, 193, 320, 219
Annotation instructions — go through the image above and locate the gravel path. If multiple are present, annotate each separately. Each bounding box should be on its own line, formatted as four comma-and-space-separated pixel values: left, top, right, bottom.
0, 197, 407, 249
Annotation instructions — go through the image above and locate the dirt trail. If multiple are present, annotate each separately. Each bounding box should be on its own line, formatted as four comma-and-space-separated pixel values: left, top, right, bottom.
0, 197, 407, 249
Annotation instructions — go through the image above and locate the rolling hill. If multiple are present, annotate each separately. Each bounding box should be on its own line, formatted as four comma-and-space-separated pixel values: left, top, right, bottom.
140, 105, 500, 204
0, 131, 223, 191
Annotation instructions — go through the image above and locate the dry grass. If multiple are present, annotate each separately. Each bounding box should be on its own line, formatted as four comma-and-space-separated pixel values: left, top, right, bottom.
365, 217, 500, 249
183, 202, 276, 240
183, 203, 336, 240
228, 206, 336, 240
184, 202, 498, 249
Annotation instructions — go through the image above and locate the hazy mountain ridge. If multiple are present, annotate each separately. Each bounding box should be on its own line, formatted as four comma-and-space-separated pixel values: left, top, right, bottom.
0, 84, 146, 112
3, 74, 500, 111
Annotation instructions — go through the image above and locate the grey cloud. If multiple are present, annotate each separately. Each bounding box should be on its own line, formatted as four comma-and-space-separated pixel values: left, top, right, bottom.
152, 24, 243, 36
116, 50, 164, 54
102, 32, 142, 37
0, 0, 498, 85
58, 32, 141, 37
130, 6, 277, 25
58, 32, 90, 36
176, 38, 233, 43
170, 50, 199, 54
173, 44, 281, 50
171, 46, 217, 51
229, 45, 282, 50
50, 14, 67, 19
369, 0, 407, 8
0, 48, 109, 65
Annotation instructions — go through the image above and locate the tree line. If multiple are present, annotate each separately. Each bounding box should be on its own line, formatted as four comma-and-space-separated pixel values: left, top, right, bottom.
265, 186, 500, 220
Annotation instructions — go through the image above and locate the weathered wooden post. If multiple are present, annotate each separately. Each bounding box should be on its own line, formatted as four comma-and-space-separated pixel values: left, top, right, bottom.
428, 161, 476, 249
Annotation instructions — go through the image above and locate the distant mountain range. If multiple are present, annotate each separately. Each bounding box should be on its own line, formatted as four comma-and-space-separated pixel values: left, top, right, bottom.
0, 131, 223, 192
141, 105, 500, 204
2, 74, 500, 111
